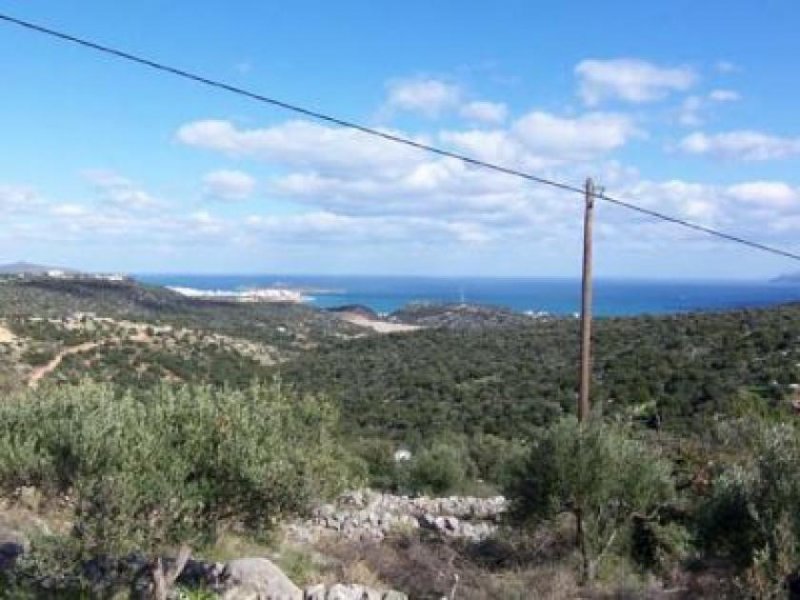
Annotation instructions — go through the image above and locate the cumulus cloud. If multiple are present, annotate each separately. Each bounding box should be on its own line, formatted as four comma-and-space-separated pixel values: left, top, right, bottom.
708, 89, 740, 102
575, 58, 697, 105
177, 119, 428, 174
383, 77, 461, 117
174, 108, 645, 252
203, 169, 256, 201
439, 129, 541, 169
244, 211, 492, 245
726, 181, 798, 210
50, 203, 89, 217
512, 111, 639, 159
678, 89, 741, 126
679, 130, 800, 160
270, 154, 532, 219
459, 101, 508, 124
440, 111, 638, 170
171, 105, 798, 256
606, 177, 800, 245
82, 169, 161, 210
678, 96, 705, 127
617, 179, 723, 226
6, 167, 800, 263
0, 184, 42, 213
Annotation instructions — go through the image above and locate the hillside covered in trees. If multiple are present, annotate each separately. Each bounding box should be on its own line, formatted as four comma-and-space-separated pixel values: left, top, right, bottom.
2, 276, 800, 596
278, 303, 800, 439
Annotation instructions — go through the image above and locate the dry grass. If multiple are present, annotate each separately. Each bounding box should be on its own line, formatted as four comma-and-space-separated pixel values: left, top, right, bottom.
0, 492, 74, 540
201, 531, 274, 563
315, 529, 585, 600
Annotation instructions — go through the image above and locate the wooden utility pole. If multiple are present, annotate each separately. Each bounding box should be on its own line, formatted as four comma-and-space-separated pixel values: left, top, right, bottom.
578, 177, 596, 422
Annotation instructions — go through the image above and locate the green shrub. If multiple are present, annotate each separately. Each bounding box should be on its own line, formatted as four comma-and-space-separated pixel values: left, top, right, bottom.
353, 434, 524, 495
0, 381, 359, 559
406, 439, 475, 495
351, 438, 398, 491
469, 433, 528, 489
699, 420, 800, 593
507, 417, 674, 581
21, 347, 56, 367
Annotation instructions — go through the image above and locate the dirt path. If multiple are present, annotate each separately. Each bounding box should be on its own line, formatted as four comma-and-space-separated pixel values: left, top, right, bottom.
28, 341, 100, 388
0, 324, 16, 344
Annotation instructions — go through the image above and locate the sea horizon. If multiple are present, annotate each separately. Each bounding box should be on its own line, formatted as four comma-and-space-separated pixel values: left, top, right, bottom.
135, 273, 800, 317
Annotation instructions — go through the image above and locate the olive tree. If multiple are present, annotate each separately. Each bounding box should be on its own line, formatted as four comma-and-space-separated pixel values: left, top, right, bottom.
699, 420, 800, 597
507, 417, 674, 581
0, 380, 360, 595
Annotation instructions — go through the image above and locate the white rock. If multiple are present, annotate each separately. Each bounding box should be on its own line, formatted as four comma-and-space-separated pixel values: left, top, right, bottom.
304, 584, 327, 600
221, 557, 302, 600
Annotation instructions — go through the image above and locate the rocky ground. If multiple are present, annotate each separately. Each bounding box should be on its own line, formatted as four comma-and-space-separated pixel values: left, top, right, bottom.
288, 490, 507, 544
0, 488, 509, 599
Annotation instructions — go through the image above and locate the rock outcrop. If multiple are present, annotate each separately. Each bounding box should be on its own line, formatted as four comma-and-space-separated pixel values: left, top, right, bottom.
218, 557, 303, 600
210, 557, 409, 600
304, 583, 407, 600
288, 489, 506, 543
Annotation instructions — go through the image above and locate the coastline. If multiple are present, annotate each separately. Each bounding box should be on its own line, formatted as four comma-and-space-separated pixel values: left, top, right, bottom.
138, 275, 800, 317
168, 286, 309, 304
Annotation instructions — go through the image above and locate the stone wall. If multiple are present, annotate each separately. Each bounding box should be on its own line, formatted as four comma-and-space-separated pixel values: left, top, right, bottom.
288, 489, 507, 543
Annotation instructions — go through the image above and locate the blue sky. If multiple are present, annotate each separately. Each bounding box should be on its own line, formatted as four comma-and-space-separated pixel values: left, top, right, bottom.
1, 1, 799, 278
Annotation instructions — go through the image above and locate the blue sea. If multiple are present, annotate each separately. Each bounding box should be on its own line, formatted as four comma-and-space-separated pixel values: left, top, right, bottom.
134, 274, 800, 317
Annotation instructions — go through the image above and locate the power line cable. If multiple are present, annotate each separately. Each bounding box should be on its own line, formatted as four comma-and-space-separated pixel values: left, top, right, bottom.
2, 12, 800, 263
598, 193, 800, 261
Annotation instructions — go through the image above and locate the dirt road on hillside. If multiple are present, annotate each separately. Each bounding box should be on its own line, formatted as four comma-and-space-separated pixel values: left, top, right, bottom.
28, 341, 99, 388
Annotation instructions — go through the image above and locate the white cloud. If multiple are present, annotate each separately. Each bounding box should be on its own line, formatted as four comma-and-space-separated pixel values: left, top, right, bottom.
244, 211, 492, 245
726, 181, 798, 210
5, 166, 800, 265
440, 129, 537, 168
575, 58, 697, 105
383, 77, 461, 117
622, 179, 722, 224
708, 89, 740, 102
606, 177, 800, 246
678, 90, 740, 126
175, 109, 641, 253
512, 111, 638, 159
459, 101, 508, 124
678, 96, 704, 127
0, 184, 42, 213
271, 156, 529, 220
177, 119, 428, 174
203, 169, 256, 201
679, 130, 800, 161
171, 110, 798, 258
82, 169, 161, 210
50, 203, 89, 217
441, 111, 638, 168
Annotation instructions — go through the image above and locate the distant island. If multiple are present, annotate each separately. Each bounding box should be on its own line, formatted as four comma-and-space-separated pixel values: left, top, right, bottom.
0, 261, 81, 275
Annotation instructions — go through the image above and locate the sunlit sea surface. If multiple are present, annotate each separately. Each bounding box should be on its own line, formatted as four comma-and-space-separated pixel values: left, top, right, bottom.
135, 274, 800, 317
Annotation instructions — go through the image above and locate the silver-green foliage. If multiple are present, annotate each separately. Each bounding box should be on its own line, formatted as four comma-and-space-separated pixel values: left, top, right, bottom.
508, 417, 674, 578
700, 420, 800, 592
0, 381, 358, 556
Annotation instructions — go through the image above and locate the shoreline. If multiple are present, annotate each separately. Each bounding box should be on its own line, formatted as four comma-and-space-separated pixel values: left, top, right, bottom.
167, 286, 309, 304
133, 275, 800, 317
